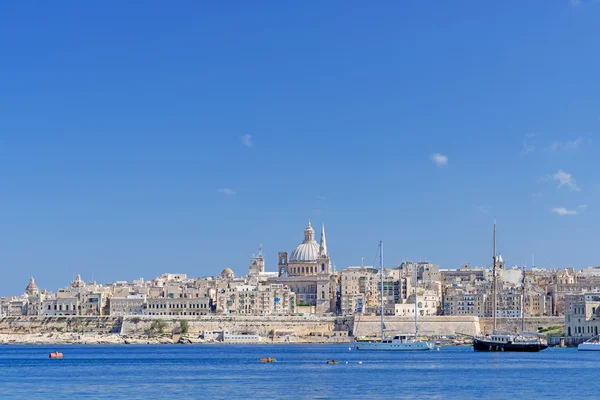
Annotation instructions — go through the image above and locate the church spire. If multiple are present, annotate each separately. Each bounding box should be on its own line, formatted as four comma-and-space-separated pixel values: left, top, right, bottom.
319, 224, 328, 256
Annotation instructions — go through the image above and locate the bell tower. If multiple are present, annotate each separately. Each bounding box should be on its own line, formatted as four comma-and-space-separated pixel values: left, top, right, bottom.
278, 252, 288, 277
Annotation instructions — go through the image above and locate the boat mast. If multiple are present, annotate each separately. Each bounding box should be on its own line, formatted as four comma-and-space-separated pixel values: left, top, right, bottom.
380, 241, 384, 342
521, 265, 526, 333
414, 262, 419, 337
492, 222, 497, 332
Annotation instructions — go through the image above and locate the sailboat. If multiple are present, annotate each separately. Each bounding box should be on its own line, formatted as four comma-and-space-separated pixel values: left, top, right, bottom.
354, 241, 434, 351
472, 223, 548, 352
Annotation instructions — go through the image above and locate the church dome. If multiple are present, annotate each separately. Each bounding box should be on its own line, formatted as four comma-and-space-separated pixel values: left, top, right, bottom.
289, 220, 321, 263
290, 242, 320, 262
26, 277, 38, 293
221, 268, 234, 278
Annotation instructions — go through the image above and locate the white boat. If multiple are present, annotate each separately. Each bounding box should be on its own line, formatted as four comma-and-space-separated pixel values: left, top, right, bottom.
354, 241, 434, 351
355, 333, 433, 351
578, 336, 600, 351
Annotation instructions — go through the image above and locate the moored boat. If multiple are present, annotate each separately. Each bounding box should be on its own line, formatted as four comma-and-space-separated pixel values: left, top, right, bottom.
354, 241, 433, 351
578, 336, 600, 351
471, 222, 547, 352
473, 331, 548, 352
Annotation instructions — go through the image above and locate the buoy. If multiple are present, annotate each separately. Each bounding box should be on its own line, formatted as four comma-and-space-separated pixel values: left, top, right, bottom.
49, 352, 63, 359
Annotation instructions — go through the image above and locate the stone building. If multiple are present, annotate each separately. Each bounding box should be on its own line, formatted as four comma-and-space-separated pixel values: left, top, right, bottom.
565, 293, 600, 338
273, 221, 337, 313
109, 295, 147, 316
42, 291, 79, 316
443, 288, 487, 317
340, 266, 380, 315
394, 287, 440, 317
145, 296, 212, 316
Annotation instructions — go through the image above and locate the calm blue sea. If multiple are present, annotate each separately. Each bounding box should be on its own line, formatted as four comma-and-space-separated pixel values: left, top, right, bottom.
0, 345, 594, 399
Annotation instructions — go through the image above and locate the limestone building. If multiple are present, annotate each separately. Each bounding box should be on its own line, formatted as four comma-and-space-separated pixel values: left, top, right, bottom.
273, 221, 337, 313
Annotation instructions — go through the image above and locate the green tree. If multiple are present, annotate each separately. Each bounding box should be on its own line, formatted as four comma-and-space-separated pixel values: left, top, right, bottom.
180, 320, 189, 334
150, 319, 167, 335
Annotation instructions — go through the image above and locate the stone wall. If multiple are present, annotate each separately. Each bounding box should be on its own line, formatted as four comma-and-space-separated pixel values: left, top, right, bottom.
120, 315, 337, 336
0, 316, 122, 334
348, 316, 481, 337
0, 315, 566, 339
479, 317, 564, 334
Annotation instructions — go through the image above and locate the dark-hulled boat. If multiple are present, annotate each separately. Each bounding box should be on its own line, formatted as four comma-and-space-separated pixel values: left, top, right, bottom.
473, 330, 548, 352
471, 222, 548, 352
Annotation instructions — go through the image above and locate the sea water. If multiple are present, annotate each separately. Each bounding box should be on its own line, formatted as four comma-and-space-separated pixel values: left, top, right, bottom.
0, 345, 594, 399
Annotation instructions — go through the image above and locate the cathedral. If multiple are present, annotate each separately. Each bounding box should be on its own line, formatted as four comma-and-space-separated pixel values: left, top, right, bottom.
273, 221, 337, 313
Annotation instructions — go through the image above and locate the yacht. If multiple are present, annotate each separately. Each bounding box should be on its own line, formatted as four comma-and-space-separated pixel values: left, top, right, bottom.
473, 330, 548, 352
578, 336, 600, 351
354, 241, 434, 351
472, 223, 548, 352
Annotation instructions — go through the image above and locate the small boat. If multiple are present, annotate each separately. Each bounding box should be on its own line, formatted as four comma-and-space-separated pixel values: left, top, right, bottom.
49, 352, 63, 359
578, 336, 600, 351
326, 360, 339, 364
259, 357, 277, 363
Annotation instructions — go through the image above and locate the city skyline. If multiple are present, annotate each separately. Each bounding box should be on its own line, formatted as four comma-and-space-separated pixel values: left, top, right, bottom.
2, 1, 600, 295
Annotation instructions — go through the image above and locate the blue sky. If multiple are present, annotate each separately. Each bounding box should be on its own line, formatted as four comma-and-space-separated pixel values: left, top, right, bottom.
1, 1, 599, 295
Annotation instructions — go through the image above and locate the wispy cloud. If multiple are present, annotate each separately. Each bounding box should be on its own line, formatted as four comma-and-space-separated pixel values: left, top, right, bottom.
217, 188, 236, 195
430, 153, 448, 167
478, 206, 490, 214
552, 207, 578, 216
520, 133, 536, 156
240, 134, 253, 148
549, 137, 583, 151
552, 170, 580, 191
570, 0, 581, 6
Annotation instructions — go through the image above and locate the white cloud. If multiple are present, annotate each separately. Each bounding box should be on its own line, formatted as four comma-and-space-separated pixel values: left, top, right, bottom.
552, 169, 580, 191
240, 134, 253, 148
570, 0, 581, 6
520, 133, 536, 156
552, 207, 578, 216
217, 188, 236, 195
549, 137, 583, 151
430, 153, 448, 167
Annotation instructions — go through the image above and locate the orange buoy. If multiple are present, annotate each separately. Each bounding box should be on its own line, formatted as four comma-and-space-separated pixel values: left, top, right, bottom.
49, 352, 63, 359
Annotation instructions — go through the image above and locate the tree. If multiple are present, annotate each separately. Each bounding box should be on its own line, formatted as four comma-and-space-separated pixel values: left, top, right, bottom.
180, 320, 189, 334
150, 319, 167, 335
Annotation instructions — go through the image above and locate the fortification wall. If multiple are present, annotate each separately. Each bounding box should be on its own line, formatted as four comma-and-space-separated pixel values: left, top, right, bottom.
479, 317, 564, 334
120, 315, 337, 336
0, 315, 566, 339
0, 316, 121, 334
349, 316, 481, 337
